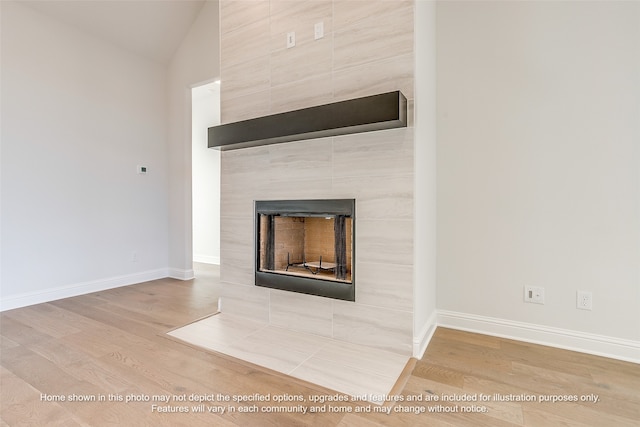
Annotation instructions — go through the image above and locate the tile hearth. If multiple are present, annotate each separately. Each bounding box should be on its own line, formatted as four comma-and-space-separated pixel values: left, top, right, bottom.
167, 313, 410, 403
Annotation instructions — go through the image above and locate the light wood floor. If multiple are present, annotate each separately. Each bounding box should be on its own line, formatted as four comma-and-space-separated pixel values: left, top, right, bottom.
1, 266, 638, 426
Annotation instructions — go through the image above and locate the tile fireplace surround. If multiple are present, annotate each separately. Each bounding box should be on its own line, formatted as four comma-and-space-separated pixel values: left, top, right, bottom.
216, 0, 417, 367
218, 126, 415, 358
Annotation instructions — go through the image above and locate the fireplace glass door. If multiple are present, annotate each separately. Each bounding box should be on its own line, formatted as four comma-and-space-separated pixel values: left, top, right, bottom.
258, 214, 352, 283
255, 199, 355, 301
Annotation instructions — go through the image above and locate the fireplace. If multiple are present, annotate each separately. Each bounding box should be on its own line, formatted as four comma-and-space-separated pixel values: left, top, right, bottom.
255, 199, 355, 301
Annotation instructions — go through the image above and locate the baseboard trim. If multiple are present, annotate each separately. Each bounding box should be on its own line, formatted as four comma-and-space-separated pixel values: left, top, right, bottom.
0, 268, 169, 312
193, 255, 220, 265
413, 310, 438, 359
169, 268, 195, 280
437, 310, 640, 364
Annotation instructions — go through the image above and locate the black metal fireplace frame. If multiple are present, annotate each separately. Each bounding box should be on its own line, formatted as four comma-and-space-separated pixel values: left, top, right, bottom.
254, 199, 355, 302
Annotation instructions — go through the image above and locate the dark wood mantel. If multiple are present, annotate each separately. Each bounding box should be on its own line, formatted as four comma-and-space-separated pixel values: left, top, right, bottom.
208, 91, 407, 150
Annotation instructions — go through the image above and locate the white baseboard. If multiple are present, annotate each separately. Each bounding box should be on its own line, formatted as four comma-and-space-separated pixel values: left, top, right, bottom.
413, 310, 438, 359
169, 268, 195, 280
193, 254, 220, 265
437, 310, 640, 364
0, 268, 169, 312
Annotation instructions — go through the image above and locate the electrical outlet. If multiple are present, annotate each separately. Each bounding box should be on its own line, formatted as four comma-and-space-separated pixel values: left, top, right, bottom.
577, 291, 593, 310
286, 31, 295, 48
524, 286, 545, 304
131, 251, 138, 263
314, 21, 324, 40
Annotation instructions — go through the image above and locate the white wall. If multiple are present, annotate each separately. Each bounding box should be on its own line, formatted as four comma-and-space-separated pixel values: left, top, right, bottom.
192, 82, 220, 265
167, 0, 220, 278
437, 1, 639, 359
413, 0, 438, 357
0, 1, 169, 309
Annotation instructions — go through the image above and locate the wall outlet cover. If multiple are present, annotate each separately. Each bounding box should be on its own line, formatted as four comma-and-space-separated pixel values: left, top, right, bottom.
314, 22, 324, 40
287, 31, 295, 48
524, 286, 545, 304
577, 290, 593, 310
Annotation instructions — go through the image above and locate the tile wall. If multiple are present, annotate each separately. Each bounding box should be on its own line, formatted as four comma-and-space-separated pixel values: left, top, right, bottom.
218, 0, 415, 355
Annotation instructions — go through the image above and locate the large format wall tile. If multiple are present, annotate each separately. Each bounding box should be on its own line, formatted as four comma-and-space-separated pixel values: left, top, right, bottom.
221, 89, 270, 123
220, 184, 254, 219
219, 216, 253, 250
270, 37, 333, 86
355, 261, 413, 312
333, 53, 414, 103
333, 174, 413, 220
333, 301, 413, 355
219, 0, 416, 356
220, 248, 253, 285
219, 282, 270, 322
269, 290, 334, 337
220, 174, 270, 208
265, 139, 333, 182
332, 0, 413, 30
357, 219, 413, 266
333, 128, 414, 178
222, 146, 270, 177
220, 0, 270, 36
269, 73, 334, 115
269, 0, 333, 51
333, 4, 413, 72
219, 216, 254, 285
270, 1, 332, 34
221, 18, 271, 68
221, 55, 270, 100
262, 178, 334, 202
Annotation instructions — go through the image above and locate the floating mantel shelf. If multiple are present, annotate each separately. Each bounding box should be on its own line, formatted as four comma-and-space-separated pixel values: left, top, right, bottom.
208, 91, 407, 150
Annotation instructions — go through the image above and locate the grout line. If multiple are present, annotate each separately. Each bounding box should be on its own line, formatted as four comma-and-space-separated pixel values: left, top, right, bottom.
287, 345, 323, 376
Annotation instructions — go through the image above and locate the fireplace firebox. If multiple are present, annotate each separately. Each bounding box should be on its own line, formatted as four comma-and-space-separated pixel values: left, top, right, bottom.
255, 199, 355, 301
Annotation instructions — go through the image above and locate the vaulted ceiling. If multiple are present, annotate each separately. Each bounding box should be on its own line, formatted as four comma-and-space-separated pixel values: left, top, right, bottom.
22, 0, 207, 64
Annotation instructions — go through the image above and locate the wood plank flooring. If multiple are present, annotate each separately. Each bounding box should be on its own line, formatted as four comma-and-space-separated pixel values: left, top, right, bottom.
1, 266, 638, 426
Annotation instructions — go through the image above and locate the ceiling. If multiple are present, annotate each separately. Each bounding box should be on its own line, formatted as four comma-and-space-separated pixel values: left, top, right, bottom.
22, 0, 207, 64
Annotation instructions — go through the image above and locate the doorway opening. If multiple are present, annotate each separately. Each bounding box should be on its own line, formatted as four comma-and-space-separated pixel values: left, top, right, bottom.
192, 80, 221, 267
